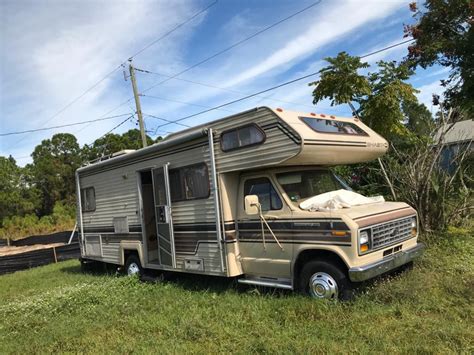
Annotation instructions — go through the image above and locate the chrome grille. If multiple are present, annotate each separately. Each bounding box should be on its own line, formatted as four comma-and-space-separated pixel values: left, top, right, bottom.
370, 217, 413, 249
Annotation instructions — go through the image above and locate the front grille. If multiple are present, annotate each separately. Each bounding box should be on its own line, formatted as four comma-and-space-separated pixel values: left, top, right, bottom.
370, 217, 413, 249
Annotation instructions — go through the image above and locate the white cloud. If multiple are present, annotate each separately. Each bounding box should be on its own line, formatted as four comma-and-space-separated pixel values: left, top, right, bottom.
0, 0, 410, 165
0, 0, 204, 160
223, 0, 405, 88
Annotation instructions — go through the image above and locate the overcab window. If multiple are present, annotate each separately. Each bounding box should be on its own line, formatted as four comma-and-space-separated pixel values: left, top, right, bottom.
220, 124, 265, 152
80, 187, 96, 212
300, 117, 368, 136
169, 163, 210, 202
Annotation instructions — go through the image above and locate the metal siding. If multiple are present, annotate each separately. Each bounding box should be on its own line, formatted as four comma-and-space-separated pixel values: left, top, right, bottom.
212, 108, 301, 172
176, 243, 222, 273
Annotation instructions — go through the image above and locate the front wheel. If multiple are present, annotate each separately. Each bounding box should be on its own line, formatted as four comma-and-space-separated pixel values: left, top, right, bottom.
125, 255, 143, 277
299, 260, 353, 301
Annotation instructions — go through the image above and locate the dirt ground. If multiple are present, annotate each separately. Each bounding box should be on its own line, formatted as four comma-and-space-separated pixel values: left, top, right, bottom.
0, 243, 65, 256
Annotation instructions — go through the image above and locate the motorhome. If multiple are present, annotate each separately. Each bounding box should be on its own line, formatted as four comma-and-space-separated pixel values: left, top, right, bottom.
76, 107, 424, 300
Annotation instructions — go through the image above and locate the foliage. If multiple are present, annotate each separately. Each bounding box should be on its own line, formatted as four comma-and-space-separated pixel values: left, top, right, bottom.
361, 61, 418, 136
0, 156, 40, 223
404, 0, 474, 113
309, 52, 370, 113
402, 100, 434, 136
0, 229, 472, 353
0, 202, 76, 240
30, 133, 83, 215
382, 109, 473, 231
310, 54, 418, 138
82, 129, 155, 162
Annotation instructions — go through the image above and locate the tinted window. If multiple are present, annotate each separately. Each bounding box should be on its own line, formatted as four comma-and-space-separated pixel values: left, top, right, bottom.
244, 178, 282, 211
81, 187, 96, 212
221, 124, 265, 152
301, 117, 368, 136
169, 163, 209, 202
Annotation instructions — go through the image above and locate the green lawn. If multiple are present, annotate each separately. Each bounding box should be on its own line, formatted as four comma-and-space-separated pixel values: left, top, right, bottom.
1, 231, 472, 354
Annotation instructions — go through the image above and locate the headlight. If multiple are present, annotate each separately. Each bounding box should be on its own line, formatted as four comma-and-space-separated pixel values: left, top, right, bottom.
360, 231, 369, 245
359, 230, 371, 254
411, 217, 417, 236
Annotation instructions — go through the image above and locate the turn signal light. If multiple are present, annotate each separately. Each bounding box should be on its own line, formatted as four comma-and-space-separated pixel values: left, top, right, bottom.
360, 244, 369, 252
411, 227, 417, 236
331, 231, 347, 236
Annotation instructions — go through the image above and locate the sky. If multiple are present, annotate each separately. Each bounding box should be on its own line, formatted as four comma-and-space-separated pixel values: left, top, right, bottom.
0, 0, 450, 166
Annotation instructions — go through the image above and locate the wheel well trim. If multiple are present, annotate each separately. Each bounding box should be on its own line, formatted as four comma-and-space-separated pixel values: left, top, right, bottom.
120, 241, 144, 266
292, 246, 350, 282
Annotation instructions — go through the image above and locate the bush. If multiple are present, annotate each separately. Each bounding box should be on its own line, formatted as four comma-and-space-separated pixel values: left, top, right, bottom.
0, 202, 75, 241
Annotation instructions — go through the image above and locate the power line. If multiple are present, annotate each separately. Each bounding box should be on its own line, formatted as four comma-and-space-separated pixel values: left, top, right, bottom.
91, 114, 135, 144
137, 68, 346, 114
7, 0, 218, 149
139, 0, 323, 95
71, 0, 320, 142
144, 113, 191, 128
141, 94, 234, 112
128, 1, 218, 59
0, 113, 132, 136
153, 38, 415, 134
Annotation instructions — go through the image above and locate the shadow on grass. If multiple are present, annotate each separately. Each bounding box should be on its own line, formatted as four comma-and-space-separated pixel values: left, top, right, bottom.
59, 259, 416, 301
59, 261, 293, 297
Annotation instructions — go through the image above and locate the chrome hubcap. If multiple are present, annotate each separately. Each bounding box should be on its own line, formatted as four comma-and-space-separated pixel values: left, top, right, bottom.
309, 272, 338, 299
127, 262, 140, 276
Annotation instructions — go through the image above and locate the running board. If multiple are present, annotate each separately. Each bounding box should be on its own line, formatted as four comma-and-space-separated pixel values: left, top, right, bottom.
238, 278, 293, 290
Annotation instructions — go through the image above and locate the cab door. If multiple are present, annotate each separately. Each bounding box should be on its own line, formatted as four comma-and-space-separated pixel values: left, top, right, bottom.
237, 175, 293, 279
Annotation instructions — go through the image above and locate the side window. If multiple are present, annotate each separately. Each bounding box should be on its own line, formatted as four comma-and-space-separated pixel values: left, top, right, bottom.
81, 187, 96, 212
221, 124, 265, 152
300, 116, 368, 136
169, 163, 210, 202
244, 177, 282, 212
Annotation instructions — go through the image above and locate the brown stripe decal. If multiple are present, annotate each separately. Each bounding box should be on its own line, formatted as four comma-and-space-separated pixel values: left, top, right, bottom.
355, 207, 416, 228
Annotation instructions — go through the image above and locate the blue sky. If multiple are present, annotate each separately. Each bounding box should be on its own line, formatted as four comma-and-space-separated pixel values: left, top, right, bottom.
0, 0, 449, 165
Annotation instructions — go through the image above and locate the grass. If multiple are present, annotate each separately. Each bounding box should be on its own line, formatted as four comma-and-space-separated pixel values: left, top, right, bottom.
0, 231, 472, 354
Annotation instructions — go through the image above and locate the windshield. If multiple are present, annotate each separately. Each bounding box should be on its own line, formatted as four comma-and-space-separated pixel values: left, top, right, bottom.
276, 170, 350, 203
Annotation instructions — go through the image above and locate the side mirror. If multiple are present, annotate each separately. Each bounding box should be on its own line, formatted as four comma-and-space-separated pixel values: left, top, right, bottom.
244, 195, 260, 215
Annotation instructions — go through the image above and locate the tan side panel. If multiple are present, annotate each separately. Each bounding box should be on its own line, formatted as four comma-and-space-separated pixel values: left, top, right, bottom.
213, 108, 301, 172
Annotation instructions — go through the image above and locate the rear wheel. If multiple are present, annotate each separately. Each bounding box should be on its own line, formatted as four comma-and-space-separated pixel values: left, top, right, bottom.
125, 255, 143, 277
299, 260, 353, 301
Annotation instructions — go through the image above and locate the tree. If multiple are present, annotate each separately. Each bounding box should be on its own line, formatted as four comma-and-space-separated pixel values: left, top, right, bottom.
404, 0, 474, 113
310, 54, 418, 138
402, 100, 434, 136
31, 133, 83, 215
0, 156, 40, 222
309, 52, 371, 116
82, 129, 155, 161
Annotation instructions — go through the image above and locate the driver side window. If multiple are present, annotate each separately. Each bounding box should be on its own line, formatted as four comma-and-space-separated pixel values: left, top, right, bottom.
243, 177, 282, 212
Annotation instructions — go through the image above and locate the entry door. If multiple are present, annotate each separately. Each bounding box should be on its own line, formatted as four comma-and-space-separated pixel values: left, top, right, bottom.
152, 164, 176, 268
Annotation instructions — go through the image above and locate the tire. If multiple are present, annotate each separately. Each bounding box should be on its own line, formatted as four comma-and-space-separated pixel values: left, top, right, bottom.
299, 260, 353, 301
125, 255, 143, 277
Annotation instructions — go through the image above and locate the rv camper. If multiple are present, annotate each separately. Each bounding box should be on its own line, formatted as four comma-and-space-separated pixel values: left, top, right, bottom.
76, 107, 424, 300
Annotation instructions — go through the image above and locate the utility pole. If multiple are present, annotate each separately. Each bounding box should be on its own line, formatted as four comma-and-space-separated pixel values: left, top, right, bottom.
128, 60, 147, 148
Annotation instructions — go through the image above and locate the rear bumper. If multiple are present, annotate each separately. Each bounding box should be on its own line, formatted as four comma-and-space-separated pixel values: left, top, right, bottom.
348, 243, 425, 282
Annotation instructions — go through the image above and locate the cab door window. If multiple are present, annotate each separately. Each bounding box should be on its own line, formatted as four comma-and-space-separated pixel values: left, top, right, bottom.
244, 177, 282, 212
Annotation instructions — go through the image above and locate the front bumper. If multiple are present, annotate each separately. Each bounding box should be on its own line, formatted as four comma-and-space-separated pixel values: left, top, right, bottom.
348, 243, 425, 282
